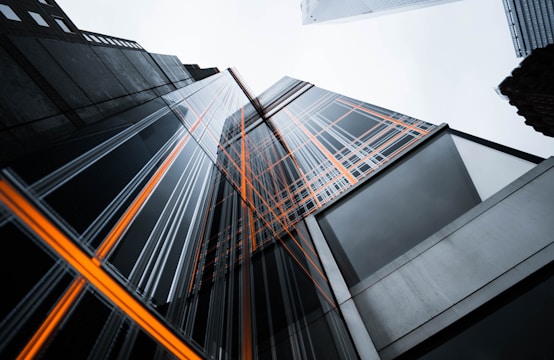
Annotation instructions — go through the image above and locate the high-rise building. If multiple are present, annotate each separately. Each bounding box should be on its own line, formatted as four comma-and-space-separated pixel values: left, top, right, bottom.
2, 1, 554, 360
502, 0, 554, 57
300, 0, 461, 24
499, 44, 554, 137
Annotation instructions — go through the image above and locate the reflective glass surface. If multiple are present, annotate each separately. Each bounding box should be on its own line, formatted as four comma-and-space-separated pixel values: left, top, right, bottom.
318, 133, 481, 287
1, 72, 362, 359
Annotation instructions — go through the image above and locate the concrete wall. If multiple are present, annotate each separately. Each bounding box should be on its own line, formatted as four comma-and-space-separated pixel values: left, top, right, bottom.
308, 157, 554, 359
350, 157, 554, 358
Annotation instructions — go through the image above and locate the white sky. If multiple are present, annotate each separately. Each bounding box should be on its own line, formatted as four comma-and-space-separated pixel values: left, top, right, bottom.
57, 0, 553, 157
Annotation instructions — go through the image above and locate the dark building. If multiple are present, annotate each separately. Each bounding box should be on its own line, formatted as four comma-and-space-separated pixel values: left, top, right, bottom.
499, 44, 554, 137
0, 0, 218, 165
2, 1, 554, 360
502, 0, 554, 57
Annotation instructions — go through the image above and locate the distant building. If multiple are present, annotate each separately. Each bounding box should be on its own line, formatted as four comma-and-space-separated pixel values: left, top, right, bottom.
2, 1, 554, 360
300, 0, 461, 24
499, 44, 554, 137
502, 0, 554, 57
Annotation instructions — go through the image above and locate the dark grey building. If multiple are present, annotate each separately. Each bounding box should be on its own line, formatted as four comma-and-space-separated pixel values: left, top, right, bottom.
502, 0, 554, 57
0, 0, 218, 165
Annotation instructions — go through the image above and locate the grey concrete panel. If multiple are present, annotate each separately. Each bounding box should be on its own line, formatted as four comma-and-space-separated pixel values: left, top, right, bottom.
91, 46, 151, 94
305, 216, 380, 359
0, 46, 59, 126
340, 299, 380, 360
379, 242, 554, 359
150, 53, 190, 83
40, 39, 128, 103
305, 216, 352, 304
131, 89, 159, 104
11, 114, 76, 145
10, 36, 92, 110
122, 50, 169, 87
353, 159, 554, 352
75, 105, 104, 125
153, 84, 177, 97
95, 96, 138, 120
174, 79, 194, 89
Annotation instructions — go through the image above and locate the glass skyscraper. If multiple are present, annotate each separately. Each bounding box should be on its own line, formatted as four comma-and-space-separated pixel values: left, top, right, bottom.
300, 0, 461, 24
2, 1, 554, 359
502, 0, 554, 57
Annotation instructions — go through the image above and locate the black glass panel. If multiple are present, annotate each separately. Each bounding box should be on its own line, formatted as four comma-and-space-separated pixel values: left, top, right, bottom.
0, 221, 56, 321
45, 112, 182, 234
336, 111, 380, 139
8, 99, 167, 184
40, 289, 112, 358
0, 271, 73, 359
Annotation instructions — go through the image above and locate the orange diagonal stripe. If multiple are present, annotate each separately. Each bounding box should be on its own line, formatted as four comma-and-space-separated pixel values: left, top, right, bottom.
0, 180, 201, 360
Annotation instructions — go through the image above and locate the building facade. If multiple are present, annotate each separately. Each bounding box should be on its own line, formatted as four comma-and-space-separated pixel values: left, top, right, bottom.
2, 1, 554, 360
300, 0, 461, 24
502, 0, 554, 57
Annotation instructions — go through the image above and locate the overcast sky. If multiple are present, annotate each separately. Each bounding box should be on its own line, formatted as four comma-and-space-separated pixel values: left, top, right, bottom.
57, 0, 553, 157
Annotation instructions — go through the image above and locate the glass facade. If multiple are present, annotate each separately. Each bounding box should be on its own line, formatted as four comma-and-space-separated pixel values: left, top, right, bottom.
503, 0, 554, 57
0, 62, 443, 358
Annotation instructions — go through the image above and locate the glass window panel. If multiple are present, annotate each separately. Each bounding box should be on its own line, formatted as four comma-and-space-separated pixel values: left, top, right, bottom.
0, 221, 56, 321
451, 134, 536, 200
336, 111, 380, 139
0, 5, 21, 21
39, 290, 112, 358
44, 112, 182, 234
28, 11, 49, 27
53, 18, 72, 32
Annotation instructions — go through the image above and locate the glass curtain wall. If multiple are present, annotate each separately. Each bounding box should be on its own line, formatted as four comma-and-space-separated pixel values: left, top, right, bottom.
1, 72, 447, 359
0, 72, 360, 359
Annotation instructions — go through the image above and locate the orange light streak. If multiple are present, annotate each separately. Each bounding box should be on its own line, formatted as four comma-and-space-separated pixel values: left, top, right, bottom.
284, 108, 357, 185
336, 98, 430, 135
0, 180, 201, 360
5, 134, 198, 359
16, 278, 86, 360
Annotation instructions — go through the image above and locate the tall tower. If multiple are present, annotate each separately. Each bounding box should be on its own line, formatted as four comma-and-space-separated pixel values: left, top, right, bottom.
2, 1, 554, 360
502, 0, 554, 57
300, 0, 461, 24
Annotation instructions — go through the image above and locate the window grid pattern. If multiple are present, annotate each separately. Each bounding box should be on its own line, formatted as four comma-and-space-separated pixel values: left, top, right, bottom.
503, 0, 554, 57
0, 72, 358, 359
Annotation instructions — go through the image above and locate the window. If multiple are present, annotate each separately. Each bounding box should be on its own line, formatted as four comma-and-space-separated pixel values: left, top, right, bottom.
106, 38, 116, 45
28, 11, 49, 27
82, 33, 93, 42
37, 0, 52, 4
89, 34, 101, 43
53, 17, 72, 32
97, 36, 109, 44
0, 4, 21, 21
